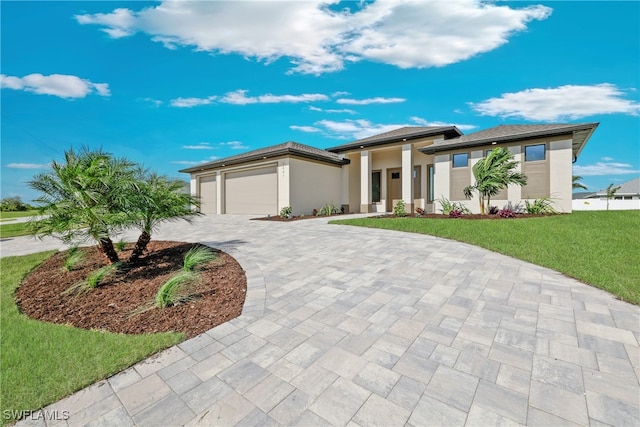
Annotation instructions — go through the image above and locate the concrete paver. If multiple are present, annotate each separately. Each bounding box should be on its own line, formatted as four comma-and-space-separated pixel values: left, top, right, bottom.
3, 214, 639, 426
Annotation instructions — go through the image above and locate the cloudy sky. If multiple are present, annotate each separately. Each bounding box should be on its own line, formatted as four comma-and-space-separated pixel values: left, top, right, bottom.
2, 1, 639, 202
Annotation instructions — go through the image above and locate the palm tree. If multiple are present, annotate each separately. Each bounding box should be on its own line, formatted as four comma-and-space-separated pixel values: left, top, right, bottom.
28, 147, 139, 263
572, 175, 588, 191
127, 173, 201, 262
605, 183, 621, 210
463, 147, 527, 214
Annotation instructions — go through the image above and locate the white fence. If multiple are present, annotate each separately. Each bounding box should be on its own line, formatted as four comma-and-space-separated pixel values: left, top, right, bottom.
572, 199, 640, 211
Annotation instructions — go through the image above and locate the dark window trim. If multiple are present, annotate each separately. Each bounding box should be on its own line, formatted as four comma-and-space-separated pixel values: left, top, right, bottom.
452, 152, 469, 168
524, 143, 546, 162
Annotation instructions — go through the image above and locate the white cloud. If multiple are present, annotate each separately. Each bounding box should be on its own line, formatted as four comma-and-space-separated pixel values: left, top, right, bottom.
306, 116, 474, 140
331, 91, 350, 97
141, 97, 162, 107
601, 156, 614, 162
336, 97, 405, 105
220, 141, 248, 150
220, 90, 328, 105
470, 84, 640, 121
309, 106, 357, 114
183, 142, 213, 150
6, 163, 49, 169
0, 73, 110, 98
574, 161, 640, 176
75, 1, 551, 74
290, 125, 322, 133
171, 160, 203, 165
170, 96, 217, 108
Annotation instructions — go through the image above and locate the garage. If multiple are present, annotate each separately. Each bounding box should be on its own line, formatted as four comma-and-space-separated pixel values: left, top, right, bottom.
198, 175, 217, 214
225, 166, 278, 214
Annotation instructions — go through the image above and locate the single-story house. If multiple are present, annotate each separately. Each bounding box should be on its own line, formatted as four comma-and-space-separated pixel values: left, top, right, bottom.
585, 177, 640, 200
180, 122, 598, 215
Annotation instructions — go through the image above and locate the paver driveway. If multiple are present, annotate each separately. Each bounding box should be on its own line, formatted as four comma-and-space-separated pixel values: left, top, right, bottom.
5, 214, 640, 426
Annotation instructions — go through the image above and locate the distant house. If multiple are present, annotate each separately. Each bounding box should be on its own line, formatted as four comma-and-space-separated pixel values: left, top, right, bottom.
573, 177, 640, 211
180, 122, 599, 215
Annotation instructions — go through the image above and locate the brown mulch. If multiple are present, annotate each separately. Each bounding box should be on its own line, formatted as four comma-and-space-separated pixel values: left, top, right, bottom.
15, 241, 247, 338
252, 213, 346, 221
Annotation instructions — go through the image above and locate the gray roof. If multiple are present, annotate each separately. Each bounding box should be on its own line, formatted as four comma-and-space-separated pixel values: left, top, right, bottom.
326, 126, 462, 153
591, 177, 640, 197
179, 141, 348, 173
419, 123, 599, 157
572, 191, 596, 200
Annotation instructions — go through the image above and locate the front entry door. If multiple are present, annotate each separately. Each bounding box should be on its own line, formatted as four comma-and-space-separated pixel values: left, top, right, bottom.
387, 168, 402, 212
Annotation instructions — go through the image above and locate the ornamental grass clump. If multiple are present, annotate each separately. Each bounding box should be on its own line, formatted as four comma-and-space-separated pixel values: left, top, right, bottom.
525, 198, 557, 214
183, 246, 217, 272
63, 246, 84, 272
155, 271, 198, 308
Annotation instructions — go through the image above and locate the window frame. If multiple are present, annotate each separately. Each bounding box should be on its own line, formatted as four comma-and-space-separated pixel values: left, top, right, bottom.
372, 170, 382, 203
524, 144, 546, 162
452, 153, 469, 168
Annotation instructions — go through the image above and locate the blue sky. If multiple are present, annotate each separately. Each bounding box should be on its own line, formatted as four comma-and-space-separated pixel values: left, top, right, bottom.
2, 1, 639, 203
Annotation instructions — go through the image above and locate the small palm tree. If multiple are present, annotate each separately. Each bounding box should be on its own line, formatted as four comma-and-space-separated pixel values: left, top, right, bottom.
572, 175, 588, 191
127, 173, 201, 262
463, 147, 527, 214
28, 147, 139, 263
605, 183, 621, 210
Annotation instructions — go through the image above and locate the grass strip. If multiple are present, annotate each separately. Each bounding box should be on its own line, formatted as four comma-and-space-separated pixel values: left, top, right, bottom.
0, 222, 30, 238
0, 252, 182, 426
331, 211, 640, 305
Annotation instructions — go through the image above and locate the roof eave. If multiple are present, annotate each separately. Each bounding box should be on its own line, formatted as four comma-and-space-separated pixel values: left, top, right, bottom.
326, 127, 462, 153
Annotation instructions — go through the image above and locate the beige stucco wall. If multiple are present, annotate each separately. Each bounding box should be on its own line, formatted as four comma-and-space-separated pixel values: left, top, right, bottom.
433, 154, 451, 211
548, 138, 573, 212
289, 157, 342, 215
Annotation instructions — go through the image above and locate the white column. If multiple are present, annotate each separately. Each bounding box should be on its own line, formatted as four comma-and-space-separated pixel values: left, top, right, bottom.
277, 159, 290, 212
190, 177, 198, 212
360, 150, 371, 213
401, 143, 414, 213
433, 154, 450, 204
469, 150, 483, 214
549, 138, 573, 212
508, 146, 522, 204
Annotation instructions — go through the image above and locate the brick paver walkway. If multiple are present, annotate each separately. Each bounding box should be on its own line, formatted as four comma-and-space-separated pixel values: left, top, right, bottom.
4, 214, 639, 426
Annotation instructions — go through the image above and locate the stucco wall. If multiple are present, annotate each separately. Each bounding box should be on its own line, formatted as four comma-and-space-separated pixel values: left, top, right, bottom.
289, 157, 342, 215
548, 139, 573, 212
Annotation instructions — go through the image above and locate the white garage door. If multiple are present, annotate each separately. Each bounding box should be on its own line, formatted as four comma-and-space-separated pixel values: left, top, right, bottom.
225, 166, 278, 215
198, 175, 217, 214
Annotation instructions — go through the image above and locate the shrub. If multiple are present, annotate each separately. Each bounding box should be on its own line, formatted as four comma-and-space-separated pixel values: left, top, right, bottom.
449, 209, 463, 218
279, 206, 292, 219
525, 198, 557, 214
415, 207, 425, 216
488, 206, 499, 215
393, 200, 407, 217
155, 271, 198, 308
319, 204, 340, 216
183, 246, 216, 272
312, 208, 318, 216
437, 197, 470, 215
115, 239, 127, 252
497, 208, 516, 218
63, 246, 84, 272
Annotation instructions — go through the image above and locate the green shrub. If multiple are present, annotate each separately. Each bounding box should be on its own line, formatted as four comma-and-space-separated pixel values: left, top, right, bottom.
393, 200, 407, 217
63, 246, 84, 272
156, 271, 198, 308
437, 197, 470, 215
183, 246, 216, 272
319, 204, 339, 216
279, 206, 292, 218
525, 197, 557, 214
115, 239, 127, 252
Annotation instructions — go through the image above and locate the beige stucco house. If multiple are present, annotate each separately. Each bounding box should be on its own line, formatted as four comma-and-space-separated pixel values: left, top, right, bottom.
180, 122, 598, 215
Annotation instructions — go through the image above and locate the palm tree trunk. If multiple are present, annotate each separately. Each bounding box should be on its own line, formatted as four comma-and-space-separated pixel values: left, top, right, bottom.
99, 237, 120, 264
479, 195, 486, 215
486, 194, 491, 215
129, 231, 151, 263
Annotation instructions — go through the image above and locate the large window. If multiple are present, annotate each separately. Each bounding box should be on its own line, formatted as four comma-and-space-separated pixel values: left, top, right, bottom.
372, 171, 381, 203
452, 153, 468, 168
525, 144, 546, 161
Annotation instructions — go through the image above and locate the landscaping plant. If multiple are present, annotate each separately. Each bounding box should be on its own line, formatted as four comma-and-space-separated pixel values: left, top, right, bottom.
318, 204, 340, 216
393, 200, 408, 217
497, 208, 516, 218
605, 183, 621, 210
525, 197, 557, 214
463, 147, 527, 214
279, 206, 292, 218
183, 246, 217, 271
62, 246, 84, 272
155, 271, 198, 308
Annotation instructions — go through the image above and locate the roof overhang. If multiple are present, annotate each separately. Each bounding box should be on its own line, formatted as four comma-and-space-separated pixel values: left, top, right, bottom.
179, 147, 349, 174
419, 123, 599, 158
327, 127, 463, 153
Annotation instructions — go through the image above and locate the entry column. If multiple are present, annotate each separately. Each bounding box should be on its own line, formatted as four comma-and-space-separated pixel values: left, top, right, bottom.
402, 143, 414, 214
360, 150, 371, 213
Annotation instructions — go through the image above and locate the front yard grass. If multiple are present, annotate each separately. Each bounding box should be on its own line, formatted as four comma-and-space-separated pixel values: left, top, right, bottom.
332, 211, 640, 305
0, 252, 183, 426
0, 222, 30, 238
0, 210, 38, 220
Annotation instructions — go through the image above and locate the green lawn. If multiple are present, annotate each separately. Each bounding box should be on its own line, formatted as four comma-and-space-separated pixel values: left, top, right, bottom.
332, 211, 640, 305
0, 210, 38, 220
0, 252, 183, 426
0, 222, 30, 238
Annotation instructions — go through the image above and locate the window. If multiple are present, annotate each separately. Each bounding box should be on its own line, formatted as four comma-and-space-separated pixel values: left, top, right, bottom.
372, 171, 381, 203
525, 144, 545, 162
391, 172, 400, 179
452, 153, 468, 168
427, 164, 434, 202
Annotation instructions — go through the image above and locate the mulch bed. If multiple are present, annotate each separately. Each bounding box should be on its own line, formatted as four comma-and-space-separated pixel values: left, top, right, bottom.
252, 213, 346, 221
15, 241, 247, 338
